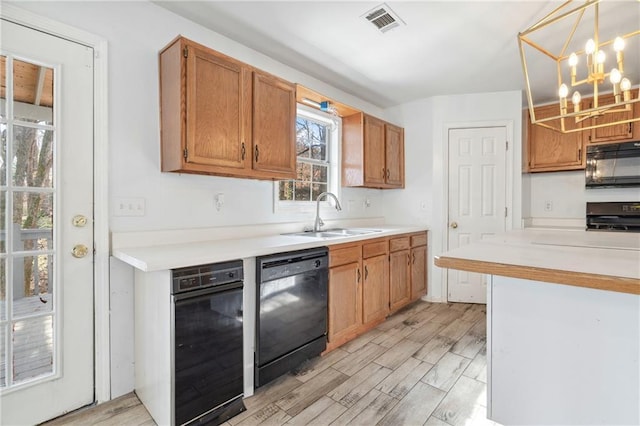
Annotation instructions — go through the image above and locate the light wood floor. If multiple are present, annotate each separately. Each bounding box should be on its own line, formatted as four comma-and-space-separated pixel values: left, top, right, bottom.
44, 300, 498, 426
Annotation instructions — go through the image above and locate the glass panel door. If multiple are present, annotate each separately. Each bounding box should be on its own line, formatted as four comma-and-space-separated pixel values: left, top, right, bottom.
1, 55, 56, 388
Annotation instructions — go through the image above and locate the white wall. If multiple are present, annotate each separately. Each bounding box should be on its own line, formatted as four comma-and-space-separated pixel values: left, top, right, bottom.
524, 171, 640, 225
384, 91, 524, 303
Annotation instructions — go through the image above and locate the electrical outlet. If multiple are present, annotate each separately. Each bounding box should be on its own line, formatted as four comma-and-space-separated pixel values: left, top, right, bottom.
544, 200, 553, 212
114, 197, 145, 216
214, 193, 225, 211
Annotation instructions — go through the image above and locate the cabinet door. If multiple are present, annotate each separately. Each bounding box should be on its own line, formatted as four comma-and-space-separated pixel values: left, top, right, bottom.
328, 262, 362, 343
389, 249, 410, 311
185, 45, 251, 170
411, 245, 427, 299
528, 104, 585, 172
252, 71, 296, 178
588, 93, 637, 143
362, 254, 389, 325
363, 115, 386, 187
385, 124, 405, 188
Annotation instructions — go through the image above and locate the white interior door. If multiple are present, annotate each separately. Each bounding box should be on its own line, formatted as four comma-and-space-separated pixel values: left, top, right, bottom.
447, 127, 507, 303
0, 20, 95, 424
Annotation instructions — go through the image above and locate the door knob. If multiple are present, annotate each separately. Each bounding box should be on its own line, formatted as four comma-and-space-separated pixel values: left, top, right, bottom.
450, 222, 458, 229
72, 244, 89, 258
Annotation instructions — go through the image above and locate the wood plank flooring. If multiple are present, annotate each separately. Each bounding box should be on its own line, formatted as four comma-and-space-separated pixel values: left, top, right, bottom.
43, 300, 499, 426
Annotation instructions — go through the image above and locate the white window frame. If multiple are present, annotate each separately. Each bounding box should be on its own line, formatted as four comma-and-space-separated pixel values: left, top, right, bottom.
273, 104, 341, 213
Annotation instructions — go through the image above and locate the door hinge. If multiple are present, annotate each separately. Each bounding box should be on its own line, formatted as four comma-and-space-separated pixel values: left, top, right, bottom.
183, 47, 188, 58
183, 148, 188, 159
505, 207, 508, 218
505, 141, 508, 150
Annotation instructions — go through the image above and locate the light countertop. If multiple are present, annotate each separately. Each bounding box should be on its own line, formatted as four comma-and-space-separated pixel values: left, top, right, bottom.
113, 225, 427, 272
434, 229, 640, 294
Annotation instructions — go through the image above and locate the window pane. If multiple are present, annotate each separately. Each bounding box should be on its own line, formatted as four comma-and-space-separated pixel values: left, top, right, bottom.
294, 181, 311, 201
0, 123, 6, 187
0, 258, 5, 320
0, 190, 5, 253
13, 126, 54, 188
0, 56, 5, 121
312, 164, 328, 184
13, 59, 53, 125
311, 183, 327, 201
279, 181, 294, 201
0, 325, 6, 388
12, 255, 53, 316
296, 118, 311, 159
12, 315, 54, 384
297, 162, 311, 184
13, 192, 53, 252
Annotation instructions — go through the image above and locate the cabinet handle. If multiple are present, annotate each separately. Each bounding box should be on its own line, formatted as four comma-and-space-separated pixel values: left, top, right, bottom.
364, 265, 368, 280
578, 147, 582, 161
241, 142, 246, 160
407, 253, 411, 265
382, 167, 386, 178
357, 268, 361, 283
255, 145, 259, 162
412, 253, 416, 264
387, 169, 391, 179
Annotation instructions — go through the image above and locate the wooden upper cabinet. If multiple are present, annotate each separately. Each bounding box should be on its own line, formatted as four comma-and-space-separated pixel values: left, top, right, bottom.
343, 112, 405, 189
363, 115, 387, 186
185, 44, 250, 171
586, 93, 640, 144
159, 36, 296, 180
526, 103, 585, 172
251, 71, 296, 177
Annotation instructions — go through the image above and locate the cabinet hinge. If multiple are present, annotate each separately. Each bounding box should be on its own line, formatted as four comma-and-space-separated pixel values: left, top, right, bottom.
183, 148, 188, 159
183, 47, 188, 58
588, 134, 592, 141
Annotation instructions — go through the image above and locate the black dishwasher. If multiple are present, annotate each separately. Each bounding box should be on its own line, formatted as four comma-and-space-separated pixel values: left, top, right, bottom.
172, 260, 246, 425
255, 247, 328, 387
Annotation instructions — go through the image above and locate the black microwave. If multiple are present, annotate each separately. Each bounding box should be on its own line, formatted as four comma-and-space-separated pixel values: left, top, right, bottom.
585, 141, 640, 188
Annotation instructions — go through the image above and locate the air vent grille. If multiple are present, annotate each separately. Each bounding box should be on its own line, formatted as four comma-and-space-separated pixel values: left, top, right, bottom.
363, 3, 405, 33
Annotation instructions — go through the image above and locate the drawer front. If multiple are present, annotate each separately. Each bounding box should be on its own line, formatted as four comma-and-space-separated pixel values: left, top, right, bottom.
389, 236, 410, 252
330, 245, 361, 267
362, 239, 388, 258
411, 232, 427, 247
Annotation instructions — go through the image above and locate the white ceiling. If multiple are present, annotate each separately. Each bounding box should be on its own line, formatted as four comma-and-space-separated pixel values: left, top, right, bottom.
155, 1, 640, 109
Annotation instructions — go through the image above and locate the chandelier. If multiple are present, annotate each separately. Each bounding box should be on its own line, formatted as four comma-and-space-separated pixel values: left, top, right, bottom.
518, 0, 639, 134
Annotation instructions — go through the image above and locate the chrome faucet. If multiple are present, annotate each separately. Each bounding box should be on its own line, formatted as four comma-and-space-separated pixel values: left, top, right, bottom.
314, 192, 342, 232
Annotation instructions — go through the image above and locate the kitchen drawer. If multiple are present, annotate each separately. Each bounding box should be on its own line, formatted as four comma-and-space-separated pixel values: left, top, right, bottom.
411, 232, 427, 247
389, 236, 410, 252
362, 239, 388, 258
329, 244, 361, 267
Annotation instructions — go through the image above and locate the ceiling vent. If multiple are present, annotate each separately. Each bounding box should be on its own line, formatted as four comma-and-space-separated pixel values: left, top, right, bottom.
363, 3, 405, 33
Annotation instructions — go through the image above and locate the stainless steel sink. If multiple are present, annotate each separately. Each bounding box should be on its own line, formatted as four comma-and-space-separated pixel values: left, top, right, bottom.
283, 228, 383, 238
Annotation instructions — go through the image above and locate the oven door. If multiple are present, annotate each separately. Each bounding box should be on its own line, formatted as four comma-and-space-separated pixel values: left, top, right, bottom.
173, 283, 244, 425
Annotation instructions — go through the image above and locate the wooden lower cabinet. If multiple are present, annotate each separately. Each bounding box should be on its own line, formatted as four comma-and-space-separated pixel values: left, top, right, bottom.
411, 244, 427, 299
362, 253, 389, 325
327, 231, 427, 352
389, 236, 411, 312
328, 262, 362, 344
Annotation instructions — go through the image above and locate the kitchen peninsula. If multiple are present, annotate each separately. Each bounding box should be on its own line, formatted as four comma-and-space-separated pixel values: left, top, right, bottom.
435, 229, 640, 426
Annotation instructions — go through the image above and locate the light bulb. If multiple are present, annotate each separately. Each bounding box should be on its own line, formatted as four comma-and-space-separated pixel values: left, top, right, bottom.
620, 78, 631, 91
568, 53, 578, 67
585, 39, 596, 55
614, 36, 625, 52
610, 68, 622, 84
572, 91, 581, 105
596, 50, 606, 64
559, 84, 569, 98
